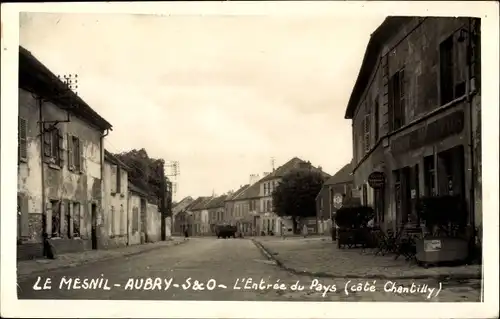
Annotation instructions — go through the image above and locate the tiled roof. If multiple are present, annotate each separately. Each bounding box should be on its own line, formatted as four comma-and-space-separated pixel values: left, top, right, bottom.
206, 195, 228, 209
128, 182, 148, 197
260, 157, 331, 182
19, 46, 112, 130
172, 196, 194, 215
233, 182, 260, 200
104, 149, 132, 172
324, 162, 353, 185
225, 184, 250, 201
187, 196, 210, 211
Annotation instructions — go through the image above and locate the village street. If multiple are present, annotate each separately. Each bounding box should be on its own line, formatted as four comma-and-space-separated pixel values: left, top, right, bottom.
17, 238, 481, 302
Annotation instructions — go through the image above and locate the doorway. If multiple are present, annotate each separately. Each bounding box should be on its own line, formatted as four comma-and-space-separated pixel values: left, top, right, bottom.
91, 203, 98, 250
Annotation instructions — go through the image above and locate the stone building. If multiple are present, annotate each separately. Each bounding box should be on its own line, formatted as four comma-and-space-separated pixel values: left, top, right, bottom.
207, 195, 227, 234
17, 46, 113, 259
224, 184, 250, 225
230, 183, 260, 236
344, 17, 481, 239
257, 157, 330, 235
172, 196, 194, 235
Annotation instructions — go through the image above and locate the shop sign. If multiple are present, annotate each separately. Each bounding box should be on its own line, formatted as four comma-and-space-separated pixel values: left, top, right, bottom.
368, 171, 386, 189
333, 193, 343, 209
391, 111, 465, 155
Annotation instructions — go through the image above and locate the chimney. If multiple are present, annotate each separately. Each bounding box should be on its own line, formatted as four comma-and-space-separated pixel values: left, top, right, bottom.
250, 174, 260, 184
318, 166, 322, 171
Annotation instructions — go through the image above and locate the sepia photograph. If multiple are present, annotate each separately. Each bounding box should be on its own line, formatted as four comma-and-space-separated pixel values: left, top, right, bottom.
1, 1, 499, 318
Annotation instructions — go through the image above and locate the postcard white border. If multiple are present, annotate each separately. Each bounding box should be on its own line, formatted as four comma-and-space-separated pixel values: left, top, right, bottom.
1, 1, 499, 318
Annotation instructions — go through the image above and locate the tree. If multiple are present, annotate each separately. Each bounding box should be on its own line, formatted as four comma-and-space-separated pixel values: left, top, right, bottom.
272, 168, 326, 234
113, 148, 167, 202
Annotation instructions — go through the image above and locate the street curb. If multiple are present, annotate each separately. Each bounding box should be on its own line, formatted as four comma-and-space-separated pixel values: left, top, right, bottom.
17, 239, 189, 280
252, 239, 482, 281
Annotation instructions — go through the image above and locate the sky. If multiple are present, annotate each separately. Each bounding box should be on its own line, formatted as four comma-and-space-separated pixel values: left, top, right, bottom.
19, 12, 385, 201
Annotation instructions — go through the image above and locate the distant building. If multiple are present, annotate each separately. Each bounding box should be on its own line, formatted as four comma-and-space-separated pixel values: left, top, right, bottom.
256, 157, 330, 235
344, 17, 481, 236
315, 161, 358, 234
172, 196, 194, 235
224, 184, 250, 225
230, 182, 260, 236
207, 195, 228, 233
17, 46, 112, 260
188, 196, 213, 236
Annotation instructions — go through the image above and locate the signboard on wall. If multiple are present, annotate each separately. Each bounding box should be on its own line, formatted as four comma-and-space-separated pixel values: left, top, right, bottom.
391, 110, 465, 155
368, 171, 386, 189
333, 194, 343, 209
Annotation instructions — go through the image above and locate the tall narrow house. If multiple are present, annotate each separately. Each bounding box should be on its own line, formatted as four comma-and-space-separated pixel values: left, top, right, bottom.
17, 46, 113, 260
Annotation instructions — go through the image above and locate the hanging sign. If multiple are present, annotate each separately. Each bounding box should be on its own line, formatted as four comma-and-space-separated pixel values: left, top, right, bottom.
333, 194, 343, 209
368, 171, 386, 189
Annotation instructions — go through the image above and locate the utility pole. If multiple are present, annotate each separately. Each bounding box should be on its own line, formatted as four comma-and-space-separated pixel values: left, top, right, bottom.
162, 161, 179, 240
160, 161, 167, 241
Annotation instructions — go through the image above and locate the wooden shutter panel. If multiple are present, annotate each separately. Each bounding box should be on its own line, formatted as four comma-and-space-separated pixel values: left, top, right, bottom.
18, 117, 28, 161
67, 134, 74, 170
20, 193, 30, 237
58, 130, 64, 166
79, 138, 85, 173
399, 69, 406, 125
43, 129, 51, 157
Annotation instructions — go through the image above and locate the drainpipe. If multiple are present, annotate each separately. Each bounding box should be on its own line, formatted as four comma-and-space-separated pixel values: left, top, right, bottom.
100, 128, 110, 248
465, 19, 476, 240
38, 97, 46, 242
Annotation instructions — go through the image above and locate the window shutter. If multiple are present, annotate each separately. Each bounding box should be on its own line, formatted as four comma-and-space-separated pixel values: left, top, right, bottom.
67, 134, 74, 170
20, 193, 30, 237
364, 113, 371, 153
18, 117, 28, 161
399, 69, 406, 125
58, 130, 64, 166
43, 129, 51, 157
79, 139, 85, 173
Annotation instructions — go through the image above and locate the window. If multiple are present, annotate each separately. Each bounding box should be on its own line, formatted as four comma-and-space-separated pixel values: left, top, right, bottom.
440, 34, 467, 106
50, 200, 61, 237
68, 135, 82, 172
362, 184, 368, 206
388, 69, 406, 131
424, 155, 436, 196
374, 98, 380, 141
73, 202, 81, 237
18, 117, 28, 161
440, 36, 454, 105
116, 167, 121, 194
44, 127, 63, 165
363, 112, 371, 153
120, 204, 125, 235
263, 183, 267, 195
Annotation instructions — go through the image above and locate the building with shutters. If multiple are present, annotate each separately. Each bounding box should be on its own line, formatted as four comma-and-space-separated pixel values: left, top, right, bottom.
257, 157, 331, 235
344, 17, 482, 240
17, 46, 113, 260
103, 150, 132, 248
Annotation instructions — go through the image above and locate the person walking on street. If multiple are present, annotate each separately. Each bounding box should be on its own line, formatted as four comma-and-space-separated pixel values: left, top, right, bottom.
302, 224, 308, 238
281, 223, 286, 239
